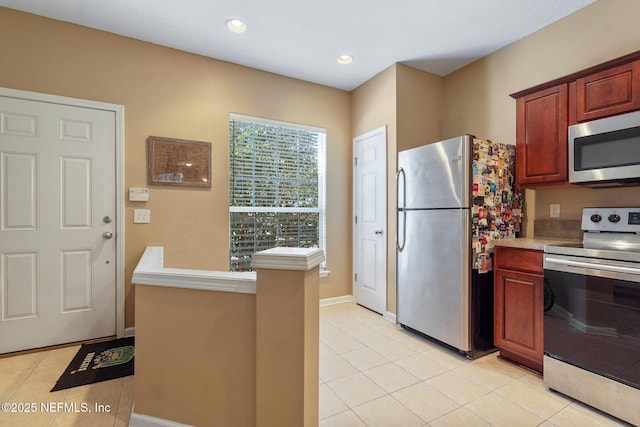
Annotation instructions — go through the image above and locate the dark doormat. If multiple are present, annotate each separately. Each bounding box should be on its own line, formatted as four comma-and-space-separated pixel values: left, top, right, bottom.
51, 337, 134, 392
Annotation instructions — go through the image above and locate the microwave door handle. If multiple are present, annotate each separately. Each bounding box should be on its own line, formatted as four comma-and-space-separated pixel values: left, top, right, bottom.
396, 167, 407, 252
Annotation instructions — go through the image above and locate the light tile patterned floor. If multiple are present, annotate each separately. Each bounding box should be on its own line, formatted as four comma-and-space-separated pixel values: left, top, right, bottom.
319, 302, 633, 427
0, 302, 633, 426
0, 344, 133, 427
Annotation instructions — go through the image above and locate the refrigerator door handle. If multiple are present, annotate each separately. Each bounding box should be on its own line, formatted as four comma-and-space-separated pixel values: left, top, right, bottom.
396, 167, 407, 252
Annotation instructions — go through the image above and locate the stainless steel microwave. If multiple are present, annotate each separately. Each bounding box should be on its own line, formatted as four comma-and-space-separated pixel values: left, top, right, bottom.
569, 109, 640, 187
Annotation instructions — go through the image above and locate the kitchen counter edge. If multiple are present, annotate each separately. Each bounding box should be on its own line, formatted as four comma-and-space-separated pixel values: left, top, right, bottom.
491, 238, 581, 251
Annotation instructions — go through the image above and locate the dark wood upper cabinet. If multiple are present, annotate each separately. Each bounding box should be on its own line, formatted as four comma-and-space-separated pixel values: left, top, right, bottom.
575, 61, 640, 122
511, 50, 640, 189
515, 84, 568, 187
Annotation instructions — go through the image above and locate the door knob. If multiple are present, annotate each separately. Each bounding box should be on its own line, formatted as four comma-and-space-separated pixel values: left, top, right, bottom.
103, 216, 113, 224
103, 232, 113, 239
375, 230, 384, 235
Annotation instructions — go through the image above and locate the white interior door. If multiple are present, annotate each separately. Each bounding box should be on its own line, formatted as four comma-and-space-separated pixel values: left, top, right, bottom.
0, 95, 117, 354
353, 126, 387, 314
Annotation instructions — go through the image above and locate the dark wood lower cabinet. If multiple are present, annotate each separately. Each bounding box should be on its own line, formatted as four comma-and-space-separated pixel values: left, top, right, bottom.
493, 246, 544, 372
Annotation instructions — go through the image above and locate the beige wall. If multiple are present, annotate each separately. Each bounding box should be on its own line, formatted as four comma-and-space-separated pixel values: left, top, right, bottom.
135, 285, 256, 426
351, 65, 397, 313
135, 261, 320, 426
0, 8, 352, 326
396, 63, 444, 151
255, 267, 319, 427
443, 0, 640, 230
3, 0, 640, 324
351, 0, 640, 315
352, 64, 443, 314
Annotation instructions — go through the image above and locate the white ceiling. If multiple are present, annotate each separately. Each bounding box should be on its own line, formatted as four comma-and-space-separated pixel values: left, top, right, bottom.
0, 0, 597, 91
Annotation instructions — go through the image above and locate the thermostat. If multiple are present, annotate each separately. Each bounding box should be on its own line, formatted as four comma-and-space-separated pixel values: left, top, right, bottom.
129, 187, 149, 202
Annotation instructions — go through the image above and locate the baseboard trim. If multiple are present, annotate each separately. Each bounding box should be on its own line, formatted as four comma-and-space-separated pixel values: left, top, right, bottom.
319, 295, 353, 306
128, 412, 193, 427
384, 311, 397, 323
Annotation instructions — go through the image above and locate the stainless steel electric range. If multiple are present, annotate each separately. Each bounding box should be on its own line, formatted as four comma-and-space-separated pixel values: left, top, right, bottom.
544, 207, 640, 426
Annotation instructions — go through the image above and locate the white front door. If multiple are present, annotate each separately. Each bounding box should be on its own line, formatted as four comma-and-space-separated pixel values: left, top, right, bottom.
353, 126, 387, 314
0, 94, 117, 354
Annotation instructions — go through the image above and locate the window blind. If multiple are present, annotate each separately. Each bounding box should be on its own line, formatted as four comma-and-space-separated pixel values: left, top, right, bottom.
228, 115, 326, 271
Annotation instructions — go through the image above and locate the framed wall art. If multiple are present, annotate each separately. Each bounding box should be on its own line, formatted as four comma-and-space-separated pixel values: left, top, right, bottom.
147, 136, 211, 188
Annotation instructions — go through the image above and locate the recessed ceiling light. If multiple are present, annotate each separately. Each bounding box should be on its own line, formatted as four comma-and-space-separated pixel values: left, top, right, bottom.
226, 19, 247, 33
337, 55, 353, 65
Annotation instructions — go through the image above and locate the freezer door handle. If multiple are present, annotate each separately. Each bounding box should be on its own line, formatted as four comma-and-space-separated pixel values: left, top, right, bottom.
396, 167, 407, 252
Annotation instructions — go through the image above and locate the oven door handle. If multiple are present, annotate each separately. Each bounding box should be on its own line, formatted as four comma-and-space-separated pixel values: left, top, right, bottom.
545, 256, 640, 277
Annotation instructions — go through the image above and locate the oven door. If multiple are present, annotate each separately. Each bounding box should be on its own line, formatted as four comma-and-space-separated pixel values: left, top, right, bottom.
544, 254, 640, 390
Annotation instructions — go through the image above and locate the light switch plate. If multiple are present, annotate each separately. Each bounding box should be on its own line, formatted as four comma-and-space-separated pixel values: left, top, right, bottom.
129, 187, 149, 201
134, 209, 151, 223
550, 203, 560, 218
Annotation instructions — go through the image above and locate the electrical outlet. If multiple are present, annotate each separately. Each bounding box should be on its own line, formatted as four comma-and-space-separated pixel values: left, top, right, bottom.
134, 209, 151, 223
550, 203, 560, 218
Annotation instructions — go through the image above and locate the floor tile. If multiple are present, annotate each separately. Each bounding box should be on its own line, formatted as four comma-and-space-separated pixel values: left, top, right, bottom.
0, 343, 133, 427
453, 359, 519, 390
352, 395, 424, 427
475, 353, 531, 379
546, 402, 631, 427
395, 352, 451, 380
362, 362, 420, 393
429, 406, 493, 427
339, 321, 394, 347
425, 369, 492, 405
392, 381, 460, 423
327, 372, 387, 408
465, 392, 545, 427
495, 375, 571, 419
1, 351, 45, 367
322, 334, 367, 355
422, 345, 470, 369
320, 322, 346, 340
319, 383, 349, 420
340, 347, 389, 371
369, 339, 418, 361
320, 355, 359, 382
393, 330, 440, 353
320, 342, 338, 360
1, 302, 632, 427
319, 409, 366, 427
0, 372, 27, 402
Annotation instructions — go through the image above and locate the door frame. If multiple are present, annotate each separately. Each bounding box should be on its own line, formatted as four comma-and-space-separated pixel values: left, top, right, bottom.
0, 86, 126, 339
352, 125, 387, 314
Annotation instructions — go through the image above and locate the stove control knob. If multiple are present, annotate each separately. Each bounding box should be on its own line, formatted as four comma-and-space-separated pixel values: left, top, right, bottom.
590, 214, 602, 223
608, 214, 621, 223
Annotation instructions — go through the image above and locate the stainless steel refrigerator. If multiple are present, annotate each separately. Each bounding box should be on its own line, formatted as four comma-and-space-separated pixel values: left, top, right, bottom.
396, 135, 522, 359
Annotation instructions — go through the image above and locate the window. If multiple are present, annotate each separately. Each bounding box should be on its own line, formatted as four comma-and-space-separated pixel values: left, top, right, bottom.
228, 114, 326, 271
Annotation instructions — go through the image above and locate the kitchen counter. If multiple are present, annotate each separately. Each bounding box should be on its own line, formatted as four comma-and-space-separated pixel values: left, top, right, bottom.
490, 237, 581, 251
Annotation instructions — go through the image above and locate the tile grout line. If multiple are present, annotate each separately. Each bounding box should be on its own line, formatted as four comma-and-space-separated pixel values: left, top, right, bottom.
321, 304, 557, 426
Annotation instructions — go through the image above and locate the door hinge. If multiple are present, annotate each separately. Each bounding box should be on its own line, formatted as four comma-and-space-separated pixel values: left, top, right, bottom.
355, 215, 357, 224
354, 157, 358, 166
355, 273, 358, 282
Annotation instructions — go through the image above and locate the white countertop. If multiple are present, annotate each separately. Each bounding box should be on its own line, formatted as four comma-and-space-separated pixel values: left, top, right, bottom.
251, 246, 325, 270
132, 246, 328, 294
132, 246, 257, 294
